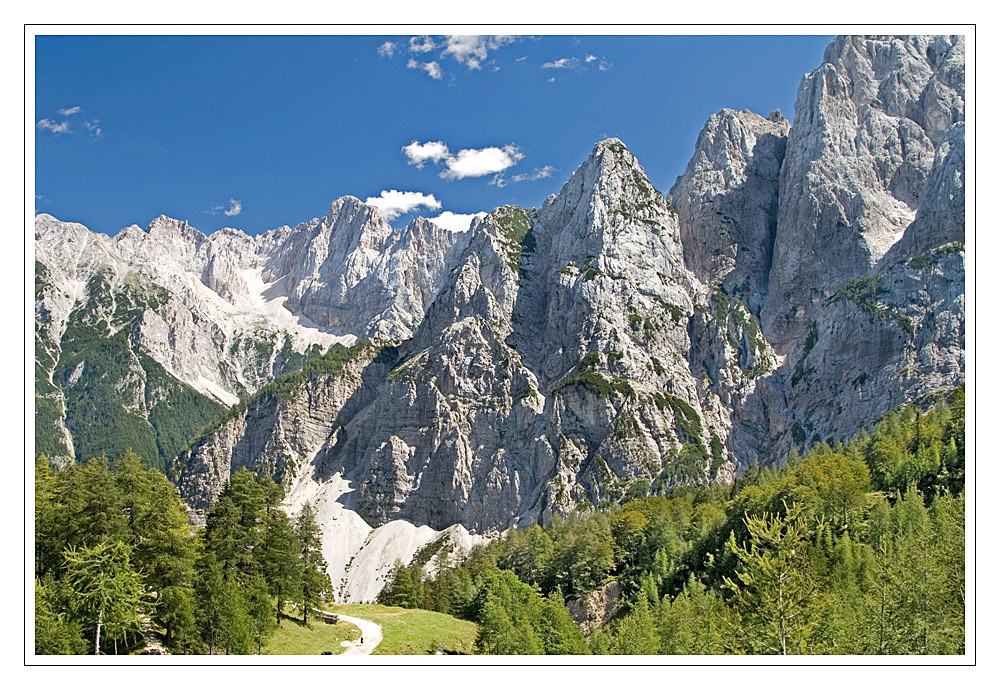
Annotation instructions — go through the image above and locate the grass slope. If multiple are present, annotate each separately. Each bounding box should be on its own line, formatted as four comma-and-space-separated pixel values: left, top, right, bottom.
326, 604, 478, 655
262, 613, 360, 655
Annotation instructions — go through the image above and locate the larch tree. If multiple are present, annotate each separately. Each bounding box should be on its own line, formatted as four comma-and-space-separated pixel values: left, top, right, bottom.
64, 540, 144, 654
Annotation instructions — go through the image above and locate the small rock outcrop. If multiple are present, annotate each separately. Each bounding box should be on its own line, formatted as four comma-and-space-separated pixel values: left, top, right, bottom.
567, 581, 622, 637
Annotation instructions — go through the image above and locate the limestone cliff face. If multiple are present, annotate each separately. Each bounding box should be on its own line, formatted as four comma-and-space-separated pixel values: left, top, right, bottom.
257, 198, 466, 342
669, 108, 789, 317
763, 35, 964, 349
666, 34, 965, 466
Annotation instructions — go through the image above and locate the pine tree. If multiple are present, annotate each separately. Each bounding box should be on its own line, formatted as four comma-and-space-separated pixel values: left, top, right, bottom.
535, 591, 589, 654
158, 585, 201, 653
655, 576, 728, 654
203, 469, 269, 581
476, 595, 543, 654
296, 502, 331, 624
194, 553, 227, 654
609, 592, 659, 655
259, 506, 300, 626
34, 456, 62, 577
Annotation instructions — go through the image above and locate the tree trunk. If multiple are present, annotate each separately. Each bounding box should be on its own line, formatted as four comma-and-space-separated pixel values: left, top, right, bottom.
94, 607, 103, 655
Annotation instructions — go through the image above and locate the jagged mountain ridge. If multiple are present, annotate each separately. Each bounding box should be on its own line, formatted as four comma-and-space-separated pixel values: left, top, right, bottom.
34, 201, 465, 467
34, 35, 965, 592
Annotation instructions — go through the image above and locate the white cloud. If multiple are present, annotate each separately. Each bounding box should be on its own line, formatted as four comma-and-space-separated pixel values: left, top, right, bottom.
427, 210, 488, 233
542, 57, 580, 69
409, 36, 437, 53
441, 145, 524, 180
547, 77, 556, 83
599, 59, 612, 71
407, 58, 442, 80
441, 35, 519, 70
585, 54, 597, 63
402, 140, 451, 168
36, 118, 70, 134
515, 56, 527, 62
377, 41, 397, 58
364, 189, 441, 220
38, 107, 106, 138
206, 198, 242, 216
404, 140, 526, 181
441, 35, 487, 70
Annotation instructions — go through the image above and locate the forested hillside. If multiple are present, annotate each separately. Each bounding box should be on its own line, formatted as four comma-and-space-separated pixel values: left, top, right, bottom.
378, 388, 965, 655
35, 457, 331, 655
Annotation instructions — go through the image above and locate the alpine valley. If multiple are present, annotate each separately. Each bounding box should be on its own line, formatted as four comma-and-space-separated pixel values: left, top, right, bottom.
34, 35, 965, 604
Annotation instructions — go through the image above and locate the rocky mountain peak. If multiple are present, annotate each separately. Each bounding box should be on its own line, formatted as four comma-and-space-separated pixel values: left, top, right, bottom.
808, 36, 964, 146
668, 107, 788, 315
145, 214, 207, 243
763, 34, 965, 349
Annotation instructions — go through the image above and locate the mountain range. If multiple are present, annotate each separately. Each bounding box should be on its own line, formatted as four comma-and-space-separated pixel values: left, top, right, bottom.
34, 34, 965, 600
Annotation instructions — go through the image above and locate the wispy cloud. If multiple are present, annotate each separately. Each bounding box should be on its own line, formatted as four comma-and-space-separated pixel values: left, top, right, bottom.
364, 189, 441, 220
394, 35, 524, 79
541, 57, 580, 70
206, 198, 243, 217
538, 54, 611, 73
82, 120, 103, 138
492, 164, 557, 188
36, 118, 70, 134
37, 106, 104, 138
511, 165, 557, 183
402, 140, 450, 168
427, 210, 488, 233
407, 58, 443, 80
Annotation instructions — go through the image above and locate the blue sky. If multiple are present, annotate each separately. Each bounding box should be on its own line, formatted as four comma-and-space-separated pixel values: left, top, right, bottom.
34, 34, 832, 236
